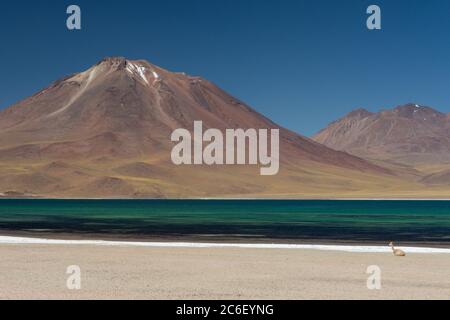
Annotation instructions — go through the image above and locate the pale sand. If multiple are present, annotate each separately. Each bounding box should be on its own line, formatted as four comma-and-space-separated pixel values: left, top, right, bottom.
0, 244, 449, 300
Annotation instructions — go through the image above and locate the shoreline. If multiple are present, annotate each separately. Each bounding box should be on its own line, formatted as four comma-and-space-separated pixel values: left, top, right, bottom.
2, 228, 450, 250
2, 235, 450, 253
2, 197, 450, 200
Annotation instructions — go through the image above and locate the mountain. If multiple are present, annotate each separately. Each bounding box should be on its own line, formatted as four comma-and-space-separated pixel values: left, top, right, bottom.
313, 104, 450, 166
0, 57, 412, 198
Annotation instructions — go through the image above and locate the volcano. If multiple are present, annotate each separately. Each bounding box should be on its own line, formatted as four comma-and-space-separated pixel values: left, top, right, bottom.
0, 57, 401, 198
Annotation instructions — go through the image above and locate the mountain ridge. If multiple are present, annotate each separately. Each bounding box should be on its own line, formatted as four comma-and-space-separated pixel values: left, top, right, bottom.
0, 58, 437, 198
313, 103, 450, 166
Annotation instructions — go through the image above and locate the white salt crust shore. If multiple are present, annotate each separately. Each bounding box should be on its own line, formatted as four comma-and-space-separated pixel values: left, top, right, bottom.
1, 236, 449, 253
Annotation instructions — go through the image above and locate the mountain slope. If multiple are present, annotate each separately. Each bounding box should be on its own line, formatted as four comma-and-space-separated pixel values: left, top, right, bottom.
313, 104, 450, 166
0, 57, 412, 198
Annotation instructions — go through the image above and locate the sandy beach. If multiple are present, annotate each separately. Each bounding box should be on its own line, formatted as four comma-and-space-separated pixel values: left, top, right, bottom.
0, 242, 449, 300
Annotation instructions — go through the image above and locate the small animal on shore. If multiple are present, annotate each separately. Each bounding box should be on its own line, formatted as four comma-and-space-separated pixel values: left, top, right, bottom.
389, 242, 406, 257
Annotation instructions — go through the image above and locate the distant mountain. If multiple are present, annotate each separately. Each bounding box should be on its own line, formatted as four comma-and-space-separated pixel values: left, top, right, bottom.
0, 57, 394, 198
313, 104, 450, 166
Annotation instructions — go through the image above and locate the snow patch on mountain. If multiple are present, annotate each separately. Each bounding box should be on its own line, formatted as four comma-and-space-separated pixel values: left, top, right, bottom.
126, 62, 162, 86
126, 63, 149, 85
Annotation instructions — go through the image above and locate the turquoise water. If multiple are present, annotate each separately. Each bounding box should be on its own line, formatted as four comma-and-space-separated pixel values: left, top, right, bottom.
0, 200, 449, 244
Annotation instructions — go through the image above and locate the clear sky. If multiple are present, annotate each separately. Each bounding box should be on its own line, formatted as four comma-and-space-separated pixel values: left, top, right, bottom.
0, 0, 449, 136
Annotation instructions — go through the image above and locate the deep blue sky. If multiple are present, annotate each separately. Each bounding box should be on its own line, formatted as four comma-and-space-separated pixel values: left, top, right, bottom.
0, 0, 449, 135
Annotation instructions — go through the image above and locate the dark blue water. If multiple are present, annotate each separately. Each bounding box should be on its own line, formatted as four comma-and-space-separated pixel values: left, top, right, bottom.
0, 200, 449, 244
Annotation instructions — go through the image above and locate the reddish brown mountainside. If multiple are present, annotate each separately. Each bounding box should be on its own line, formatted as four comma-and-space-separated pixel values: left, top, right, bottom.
0, 57, 401, 198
